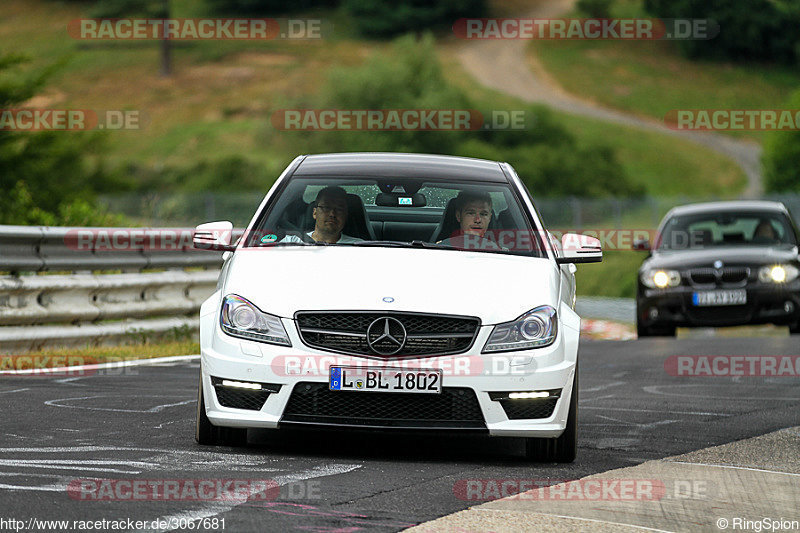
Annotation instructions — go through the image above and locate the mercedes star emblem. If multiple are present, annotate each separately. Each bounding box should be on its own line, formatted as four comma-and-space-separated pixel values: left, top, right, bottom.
366, 317, 406, 355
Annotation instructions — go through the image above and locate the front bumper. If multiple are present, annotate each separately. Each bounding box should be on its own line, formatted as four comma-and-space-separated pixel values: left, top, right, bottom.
199, 309, 579, 438
637, 282, 800, 328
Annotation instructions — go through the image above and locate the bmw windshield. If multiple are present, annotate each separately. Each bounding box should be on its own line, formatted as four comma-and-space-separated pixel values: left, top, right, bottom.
657, 211, 798, 250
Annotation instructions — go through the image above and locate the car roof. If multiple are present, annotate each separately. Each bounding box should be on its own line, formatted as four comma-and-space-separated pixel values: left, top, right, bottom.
665, 200, 789, 218
292, 152, 509, 183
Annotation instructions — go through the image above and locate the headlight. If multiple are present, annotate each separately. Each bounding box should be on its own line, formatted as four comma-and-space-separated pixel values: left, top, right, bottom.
482, 306, 557, 353
641, 269, 681, 289
220, 294, 291, 346
758, 264, 799, 284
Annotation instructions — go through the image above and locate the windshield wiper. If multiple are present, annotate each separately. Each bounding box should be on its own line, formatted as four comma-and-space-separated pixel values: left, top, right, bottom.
347, 240, 411, 248
346, 240, 461, 250
259, 240, 333, 247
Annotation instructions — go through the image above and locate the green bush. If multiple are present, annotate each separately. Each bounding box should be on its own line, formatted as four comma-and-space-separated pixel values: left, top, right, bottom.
644, 0, 800, 65
205, 0, 339, 16
577, 0, 614, 18
0, 54, 127, 225
344, 0, 486, 38
291, 34, 643, 197
127, 155, 277, 193
764, 88, 800, 193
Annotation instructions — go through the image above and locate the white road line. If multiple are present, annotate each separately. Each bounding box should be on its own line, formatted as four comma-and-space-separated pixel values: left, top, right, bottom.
0, 354, 199, 376
477, 509, 675, 533
0, 388, 30, 394
581, 406, 730, 416
643, 384, 800, 401
0, 446, 273, 455
0, 463, 140, 474
581, 381, 626, 393
147, 464, 363, 533
44, 396, 194, 413
0, 459, 155, 467
0, 483, 66, 492
667, 461, 800, 477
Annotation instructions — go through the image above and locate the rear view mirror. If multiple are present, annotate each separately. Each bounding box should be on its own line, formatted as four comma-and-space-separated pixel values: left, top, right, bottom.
193, 221, 235, 251
375, 192, 427, 207
556, 233, 602, 264
632, 238, 650, 251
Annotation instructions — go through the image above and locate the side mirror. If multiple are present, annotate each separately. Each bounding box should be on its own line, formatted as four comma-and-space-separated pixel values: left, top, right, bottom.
632, 238, 650, 251
193, 221, 235, 252
556, 233, 602, 264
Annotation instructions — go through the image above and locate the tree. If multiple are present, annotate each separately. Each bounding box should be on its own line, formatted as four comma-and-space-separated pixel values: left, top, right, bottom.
764, 89, 800, 193
344, 0, 486, 38
0, 54, 125, 225
644, 0, 800, 65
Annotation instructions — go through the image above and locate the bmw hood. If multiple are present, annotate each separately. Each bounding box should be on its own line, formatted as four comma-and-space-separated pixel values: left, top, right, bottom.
222, 246, 559, 324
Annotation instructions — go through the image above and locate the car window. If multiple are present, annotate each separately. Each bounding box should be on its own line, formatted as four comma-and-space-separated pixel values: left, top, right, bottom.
247, 176, 545, 257
658, 211, 797, 249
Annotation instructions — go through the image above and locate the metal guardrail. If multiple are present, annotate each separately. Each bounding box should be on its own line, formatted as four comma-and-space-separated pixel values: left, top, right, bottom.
0, 226, 227, 353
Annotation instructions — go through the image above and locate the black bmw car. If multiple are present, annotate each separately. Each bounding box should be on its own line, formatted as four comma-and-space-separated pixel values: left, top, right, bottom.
634, 201, 800, 337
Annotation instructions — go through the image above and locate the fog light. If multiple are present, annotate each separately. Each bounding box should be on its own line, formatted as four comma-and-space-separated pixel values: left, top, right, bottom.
508, 391, 551, 400
221, 379, 261, 390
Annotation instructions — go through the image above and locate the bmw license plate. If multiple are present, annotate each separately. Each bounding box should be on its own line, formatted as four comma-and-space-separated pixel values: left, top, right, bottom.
329, 366, 442, 394
692, 289, 747, 306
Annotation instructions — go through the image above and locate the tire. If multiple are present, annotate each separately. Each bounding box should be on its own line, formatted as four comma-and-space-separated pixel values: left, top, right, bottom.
790, 322, 800, 335
195, 374, 247, 447
524, 367, 578, 463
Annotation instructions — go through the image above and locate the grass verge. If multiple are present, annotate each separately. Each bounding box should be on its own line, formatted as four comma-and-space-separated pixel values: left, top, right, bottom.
6, 341, 199, 366
575, 250, 645, 298
531, 1, 800, 143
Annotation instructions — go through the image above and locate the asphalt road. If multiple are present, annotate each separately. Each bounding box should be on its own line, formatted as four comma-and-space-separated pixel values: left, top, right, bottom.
1, 336, 798, 532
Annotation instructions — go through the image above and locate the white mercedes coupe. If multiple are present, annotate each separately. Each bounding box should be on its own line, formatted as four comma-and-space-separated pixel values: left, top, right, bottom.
193, 153, 601, 462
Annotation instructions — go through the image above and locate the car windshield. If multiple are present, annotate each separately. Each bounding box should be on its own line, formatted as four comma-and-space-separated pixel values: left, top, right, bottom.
657, 210, 798, 250
246, 176, 546, 257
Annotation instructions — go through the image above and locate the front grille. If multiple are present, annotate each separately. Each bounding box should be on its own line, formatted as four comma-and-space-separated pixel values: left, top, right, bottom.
689, 268, 716, 285
688, 267, 750, 287
281, 382, 486, 429
498, 398, 559, 420
211, 377, 280, 411
295, 312, 480, 358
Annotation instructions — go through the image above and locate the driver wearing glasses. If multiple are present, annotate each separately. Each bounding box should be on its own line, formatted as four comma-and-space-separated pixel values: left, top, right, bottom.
282, 186, 363, 244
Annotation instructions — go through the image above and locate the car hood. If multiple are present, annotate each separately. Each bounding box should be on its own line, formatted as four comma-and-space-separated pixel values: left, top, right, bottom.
222, 246, 559, 324
643, 245, 799, 270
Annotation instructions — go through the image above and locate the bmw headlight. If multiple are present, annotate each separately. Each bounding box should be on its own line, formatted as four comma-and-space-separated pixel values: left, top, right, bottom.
482, 306, 557, 353
641, 269, 681, 289
758, 264, 799, 284
220, 294, 291, 346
